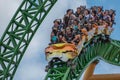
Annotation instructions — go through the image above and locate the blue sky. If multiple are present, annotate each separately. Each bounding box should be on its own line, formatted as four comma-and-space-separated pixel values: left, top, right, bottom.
0, 0, 120, 80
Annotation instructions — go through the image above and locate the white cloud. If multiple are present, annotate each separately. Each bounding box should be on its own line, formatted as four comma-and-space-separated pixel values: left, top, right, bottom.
95, 60, 120, 74
14, 64, 46, 80
0, 0, 22, 37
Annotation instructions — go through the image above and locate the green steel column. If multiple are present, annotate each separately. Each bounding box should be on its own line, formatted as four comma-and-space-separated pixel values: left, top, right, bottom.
0, 0, 57, 80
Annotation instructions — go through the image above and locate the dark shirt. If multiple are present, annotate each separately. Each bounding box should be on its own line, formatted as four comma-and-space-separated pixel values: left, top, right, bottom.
64, 33, 75, 43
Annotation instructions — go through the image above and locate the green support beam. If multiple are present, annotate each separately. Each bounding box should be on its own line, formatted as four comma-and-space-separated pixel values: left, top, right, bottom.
45, 36, 120, 80
0, 0, 57, 80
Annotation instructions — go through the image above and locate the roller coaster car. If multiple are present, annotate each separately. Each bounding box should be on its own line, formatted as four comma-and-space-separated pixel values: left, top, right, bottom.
45, 43, 78, 62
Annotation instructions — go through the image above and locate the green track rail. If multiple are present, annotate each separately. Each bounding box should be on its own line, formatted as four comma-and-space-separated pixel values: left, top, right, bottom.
45, 36, 120, 80
0, 0, 57, 80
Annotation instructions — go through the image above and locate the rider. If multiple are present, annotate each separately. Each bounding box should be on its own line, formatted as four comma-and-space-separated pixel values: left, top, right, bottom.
63, 9, 73, 27
50, 19, 61, 44
62, 27, 75, 43
62, 27, 81, 45
50, 32, 58, 44
75, 7, 81, 17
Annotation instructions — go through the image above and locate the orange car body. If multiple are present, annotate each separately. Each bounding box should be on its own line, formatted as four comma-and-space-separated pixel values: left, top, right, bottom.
45, 43, 78, 62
